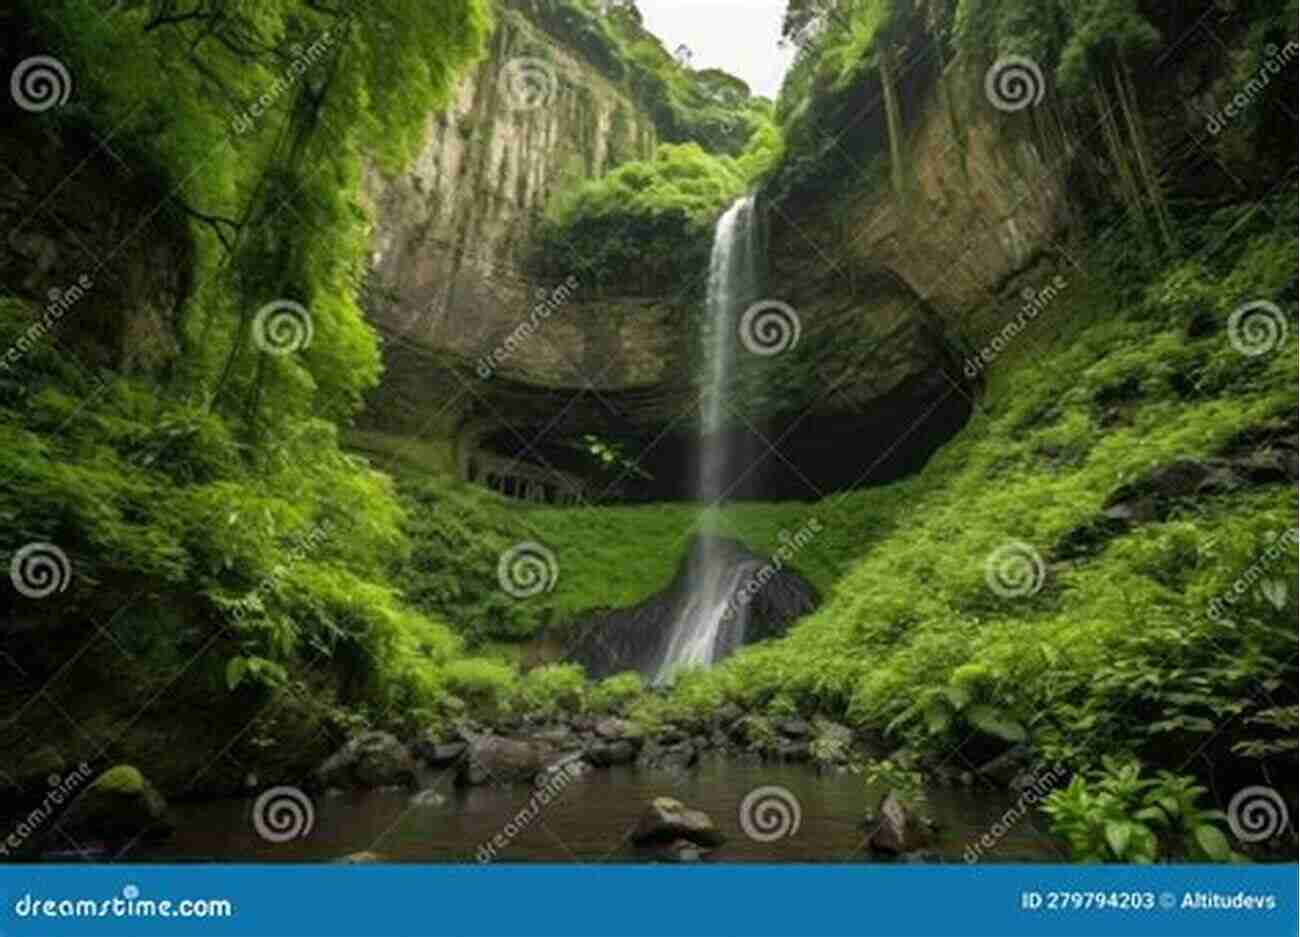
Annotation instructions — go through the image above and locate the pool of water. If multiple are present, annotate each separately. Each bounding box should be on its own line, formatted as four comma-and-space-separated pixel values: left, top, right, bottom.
132, 757, 1063, 863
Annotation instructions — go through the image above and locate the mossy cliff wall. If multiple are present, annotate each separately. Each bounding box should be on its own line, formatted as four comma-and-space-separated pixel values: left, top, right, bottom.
360, 8, 681, 460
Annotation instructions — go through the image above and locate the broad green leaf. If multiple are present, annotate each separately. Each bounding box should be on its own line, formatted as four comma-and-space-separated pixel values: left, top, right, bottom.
965, 704, 1027, 742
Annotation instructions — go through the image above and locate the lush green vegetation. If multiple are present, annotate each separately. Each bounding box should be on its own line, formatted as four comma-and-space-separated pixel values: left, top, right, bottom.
2, 0, 500, 740
1, 0, 1294, 869
651, 199, 1297, 783
514, 0, 770, 153
531, 117, 782, 292
767, 0, 1297, 205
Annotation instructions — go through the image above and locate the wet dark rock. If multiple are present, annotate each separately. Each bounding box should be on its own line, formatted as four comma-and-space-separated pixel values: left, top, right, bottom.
865, 792, 930, 855
775, 740, 811, 762
586, 740, 638, 766
777, 718, 811, 738
629, 797, 725, 848
568, 534, 820, 679
57, 765, 172, 845
457, 735, 547, 787
529, 726, 578, 748
716, 702, 744, 724
411, 732, 467, 768
316, 732, 418, 790
637, 741, 697, 774
975, 745, 1031, 788
594, 718, 641, 741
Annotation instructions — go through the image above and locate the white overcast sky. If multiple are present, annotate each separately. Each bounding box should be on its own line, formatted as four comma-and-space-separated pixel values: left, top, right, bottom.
635, 0, 795, 99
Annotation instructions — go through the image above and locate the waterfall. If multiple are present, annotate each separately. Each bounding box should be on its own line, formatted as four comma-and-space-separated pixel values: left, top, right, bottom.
651, 195, 760, 686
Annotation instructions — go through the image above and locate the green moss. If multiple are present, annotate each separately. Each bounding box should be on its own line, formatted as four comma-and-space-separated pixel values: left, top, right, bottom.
91, 765, 146, 795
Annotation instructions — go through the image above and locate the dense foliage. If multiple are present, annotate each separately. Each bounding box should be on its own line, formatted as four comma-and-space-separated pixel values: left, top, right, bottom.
651, 199, 1297, 783
514, 0, 769, 154
2, 0, 497, 738
767, 0, 1297, 204
531, 126, 781, 291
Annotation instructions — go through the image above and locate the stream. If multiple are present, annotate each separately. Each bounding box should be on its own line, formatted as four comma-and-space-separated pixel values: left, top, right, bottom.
135, 759, 1061, 864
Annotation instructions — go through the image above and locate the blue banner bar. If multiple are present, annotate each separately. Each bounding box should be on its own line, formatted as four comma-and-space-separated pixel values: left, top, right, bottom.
1, 864, 1296, 937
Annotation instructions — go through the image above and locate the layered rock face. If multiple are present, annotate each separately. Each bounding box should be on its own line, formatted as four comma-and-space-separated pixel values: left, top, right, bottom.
360, 8, 687, 456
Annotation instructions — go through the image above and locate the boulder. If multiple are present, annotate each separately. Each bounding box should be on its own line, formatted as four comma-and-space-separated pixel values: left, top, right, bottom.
715, 703, 744, 724
586, 740, 637, 767
57, 765, 172, 844
865, 792, 930, 855
529, 726, 577, 748
975, 745, 1031, 788
777, 718, 811, 738
536, 750, 587, 785
594, 718, 641, 741
456, 735, 546, 786
411, 731, 467, 768
315, 731, 417, 790
629, 797, 725, 848
775, 740, 811, 762
637, 741, 697, 774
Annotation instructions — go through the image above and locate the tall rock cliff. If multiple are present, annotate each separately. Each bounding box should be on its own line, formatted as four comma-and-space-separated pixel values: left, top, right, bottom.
359, 6, 683, 472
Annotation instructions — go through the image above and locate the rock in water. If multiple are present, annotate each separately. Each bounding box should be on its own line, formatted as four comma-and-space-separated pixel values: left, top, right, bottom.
866, 792, 929, 855
456, 735, 546, 786
315, 731, 418, 790
629, 796, 725, 848
57, 765, 172, 845
594, 717, 642, 740
586, 740, 637, 767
